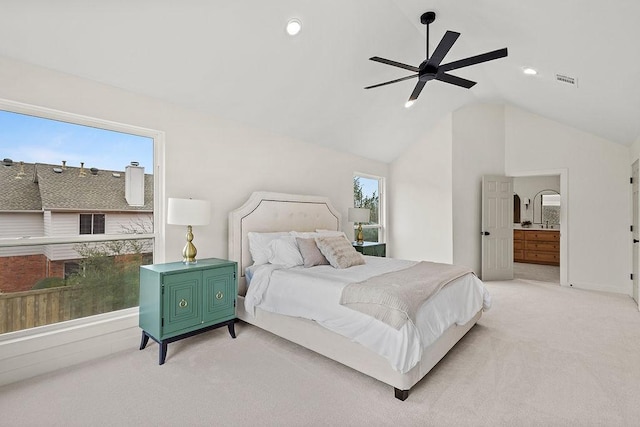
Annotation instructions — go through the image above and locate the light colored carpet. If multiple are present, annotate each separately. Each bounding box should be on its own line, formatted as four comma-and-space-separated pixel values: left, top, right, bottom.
514, 262, 560, 284
1, 280, 639, 426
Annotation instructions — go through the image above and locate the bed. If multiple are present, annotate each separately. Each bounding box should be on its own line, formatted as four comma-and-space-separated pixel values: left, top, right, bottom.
228, 191, 489, 400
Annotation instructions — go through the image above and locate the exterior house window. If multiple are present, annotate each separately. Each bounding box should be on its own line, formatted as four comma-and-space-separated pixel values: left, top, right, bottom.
0, 106, 159, 335
64, 261, 80, 279
79, 214, 105, 235
353, 174, 385, 242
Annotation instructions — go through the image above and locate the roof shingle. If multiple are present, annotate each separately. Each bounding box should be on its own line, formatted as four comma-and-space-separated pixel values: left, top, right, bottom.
0, 161, 153, 212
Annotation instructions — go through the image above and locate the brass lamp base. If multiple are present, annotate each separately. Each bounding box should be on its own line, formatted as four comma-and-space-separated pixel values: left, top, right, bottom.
182, 225, 198, 264
356, 223, 364, 245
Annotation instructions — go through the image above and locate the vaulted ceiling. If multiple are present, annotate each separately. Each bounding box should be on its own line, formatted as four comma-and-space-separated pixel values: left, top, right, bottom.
1, 0, 638, 162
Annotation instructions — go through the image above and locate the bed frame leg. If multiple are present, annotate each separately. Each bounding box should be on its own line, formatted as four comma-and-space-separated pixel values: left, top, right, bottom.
394, 388, 409, 401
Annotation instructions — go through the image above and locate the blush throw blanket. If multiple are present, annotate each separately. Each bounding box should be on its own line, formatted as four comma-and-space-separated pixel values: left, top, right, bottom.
339, 261, 474, 330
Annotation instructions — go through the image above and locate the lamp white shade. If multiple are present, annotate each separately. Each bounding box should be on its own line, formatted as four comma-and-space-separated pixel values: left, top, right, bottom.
167, 198, 211, 226
348, 207, 370, 223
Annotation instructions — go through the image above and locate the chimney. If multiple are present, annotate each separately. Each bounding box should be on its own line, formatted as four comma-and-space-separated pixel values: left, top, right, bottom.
125, 162, 145, 207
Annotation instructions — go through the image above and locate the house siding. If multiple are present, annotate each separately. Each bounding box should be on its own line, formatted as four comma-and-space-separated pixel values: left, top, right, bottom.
0, 212, 44, 257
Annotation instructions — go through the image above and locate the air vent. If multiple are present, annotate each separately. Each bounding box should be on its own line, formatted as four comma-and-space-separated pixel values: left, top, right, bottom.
90, 167, 99, 175
3, 158, 13, 167
112, 173, 121, 178
556, 73, 578, 87
53, 167, 63, 173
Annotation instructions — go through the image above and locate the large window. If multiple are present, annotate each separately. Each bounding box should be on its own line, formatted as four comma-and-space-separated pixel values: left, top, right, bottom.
353, 174, 385, 242
0, 105, 158, 334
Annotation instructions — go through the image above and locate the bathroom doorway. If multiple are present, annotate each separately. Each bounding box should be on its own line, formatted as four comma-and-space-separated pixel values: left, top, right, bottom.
512, 173, 563, 285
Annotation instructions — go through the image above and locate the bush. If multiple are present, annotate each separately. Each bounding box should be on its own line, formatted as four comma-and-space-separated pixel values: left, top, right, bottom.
32, 277, 67, 290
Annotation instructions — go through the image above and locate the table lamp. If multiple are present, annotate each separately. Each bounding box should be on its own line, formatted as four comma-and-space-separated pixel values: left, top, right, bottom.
167, 198, 211, 264
348, 207, 370, 245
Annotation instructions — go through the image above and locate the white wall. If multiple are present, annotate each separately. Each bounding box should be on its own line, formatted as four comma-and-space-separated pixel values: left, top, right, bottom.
505, 105, 630, 294
391, 102, 630, 295
0, 56, 388, 262
0, 55, 388, 385
451, 104, 506, 274
388, 113, 453, 263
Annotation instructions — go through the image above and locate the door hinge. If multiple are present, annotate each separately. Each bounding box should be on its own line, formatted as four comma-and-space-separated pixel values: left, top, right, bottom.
632, 225, 634, 232
161, 318, 164, 327
631, 177, 634, 184
162, 285, 165, 295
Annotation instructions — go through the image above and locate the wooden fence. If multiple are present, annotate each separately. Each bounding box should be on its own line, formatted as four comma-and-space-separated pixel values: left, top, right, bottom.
0, 282, 138, 334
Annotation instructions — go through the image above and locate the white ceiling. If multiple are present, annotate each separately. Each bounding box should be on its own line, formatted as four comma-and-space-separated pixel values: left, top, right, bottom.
1, 0, 639, 163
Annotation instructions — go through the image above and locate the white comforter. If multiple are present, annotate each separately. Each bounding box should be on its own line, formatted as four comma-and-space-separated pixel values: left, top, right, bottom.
245, 256, 491, 373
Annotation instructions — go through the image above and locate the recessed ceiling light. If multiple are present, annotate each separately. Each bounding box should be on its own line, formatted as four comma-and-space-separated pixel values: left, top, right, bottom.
404, 100, 415, 108
286, 18, 302, 36
523, 67, 538, 75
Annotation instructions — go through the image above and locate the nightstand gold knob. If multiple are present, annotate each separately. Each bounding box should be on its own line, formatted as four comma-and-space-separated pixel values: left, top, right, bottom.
215, 291, 224, 300
179, 298, 188, 308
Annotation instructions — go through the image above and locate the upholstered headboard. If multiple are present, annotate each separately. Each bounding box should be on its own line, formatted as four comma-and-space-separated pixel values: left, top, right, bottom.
228, 192, 342, 295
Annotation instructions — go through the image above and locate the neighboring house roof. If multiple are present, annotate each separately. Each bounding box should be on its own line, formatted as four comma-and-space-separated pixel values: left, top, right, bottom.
0, 161, 42, 211
0, 161, 153, 212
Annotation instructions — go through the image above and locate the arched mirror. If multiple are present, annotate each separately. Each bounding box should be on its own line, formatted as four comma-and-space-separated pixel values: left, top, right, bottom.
532, 189, 560, 226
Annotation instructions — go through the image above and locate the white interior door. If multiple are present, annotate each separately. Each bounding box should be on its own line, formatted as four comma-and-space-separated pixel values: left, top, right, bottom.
632, 160, 639, 305
481, 175, 514, 281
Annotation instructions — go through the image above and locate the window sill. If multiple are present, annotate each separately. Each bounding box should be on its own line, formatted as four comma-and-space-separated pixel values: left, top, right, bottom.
0, 307, 140, 387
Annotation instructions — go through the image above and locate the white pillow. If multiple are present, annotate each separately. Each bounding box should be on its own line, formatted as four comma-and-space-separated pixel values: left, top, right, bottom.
268, 236, 304, 268
315, 229, 347, 238
291, 230, 346, 239
247, 231, 290, 265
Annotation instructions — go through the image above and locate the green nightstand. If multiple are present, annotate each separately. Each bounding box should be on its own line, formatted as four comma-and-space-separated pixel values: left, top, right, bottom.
352, 241, 386, 257
138, 258, 237, 365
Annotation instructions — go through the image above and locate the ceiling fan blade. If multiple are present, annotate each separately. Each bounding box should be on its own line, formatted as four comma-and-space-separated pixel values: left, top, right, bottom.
426, 31, 460, 67
439, 48, 508, 72
436, 72, 476, 89
408, 80, 427, 101
365, 74, 418, 90
370, 56, 419, 72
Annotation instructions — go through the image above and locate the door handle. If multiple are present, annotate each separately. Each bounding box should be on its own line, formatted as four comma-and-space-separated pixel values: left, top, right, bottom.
481, 231, 490, 236
634, 239, 639, 243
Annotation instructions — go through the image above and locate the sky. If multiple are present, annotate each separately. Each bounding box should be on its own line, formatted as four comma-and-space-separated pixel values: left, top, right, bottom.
0, 110, 153, 172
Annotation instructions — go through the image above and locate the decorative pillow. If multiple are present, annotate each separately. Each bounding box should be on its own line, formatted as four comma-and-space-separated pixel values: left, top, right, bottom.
247, 231, 290, 265
296, 237, 330, 268
268, 236, 304, 268
314, 235, 365, 269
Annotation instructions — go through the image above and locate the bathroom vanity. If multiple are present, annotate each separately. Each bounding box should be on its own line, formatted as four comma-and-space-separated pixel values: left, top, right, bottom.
513, 228, 560, 266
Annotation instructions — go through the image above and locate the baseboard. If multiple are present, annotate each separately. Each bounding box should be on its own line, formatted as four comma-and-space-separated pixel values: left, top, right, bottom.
569, 280, 631, 296
0, 308, 140, 387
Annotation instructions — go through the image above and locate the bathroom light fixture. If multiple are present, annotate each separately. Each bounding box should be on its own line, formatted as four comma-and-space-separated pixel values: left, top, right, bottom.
523, 67, 538, 75
286, 18, 302, 36
404, 100, 415, 108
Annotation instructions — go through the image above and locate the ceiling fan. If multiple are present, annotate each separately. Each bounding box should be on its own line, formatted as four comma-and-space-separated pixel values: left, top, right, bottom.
365, 11, 508, 107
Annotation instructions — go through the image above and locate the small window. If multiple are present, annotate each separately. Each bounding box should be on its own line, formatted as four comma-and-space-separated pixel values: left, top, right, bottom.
64, 261, 80, 279
80, 214, 105, 235
353, 174, 384, 242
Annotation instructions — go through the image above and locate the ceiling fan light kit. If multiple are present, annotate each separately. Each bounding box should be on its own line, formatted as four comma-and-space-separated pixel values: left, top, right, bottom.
286, 18, 302, 36
366, 11, 508, 106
